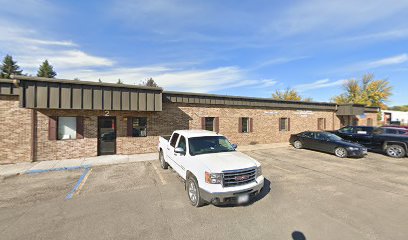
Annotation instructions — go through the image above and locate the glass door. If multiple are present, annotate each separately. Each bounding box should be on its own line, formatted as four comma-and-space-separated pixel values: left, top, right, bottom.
98, 117, 116, 155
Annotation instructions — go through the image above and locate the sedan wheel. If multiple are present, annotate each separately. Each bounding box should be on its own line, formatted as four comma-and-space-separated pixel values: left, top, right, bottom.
386, 145, 406, 158
334, 147, 347, 158
293, 140, 303, 149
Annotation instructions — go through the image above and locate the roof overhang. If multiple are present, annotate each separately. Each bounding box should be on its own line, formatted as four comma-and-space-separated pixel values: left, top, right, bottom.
0, 79, 19, 96
163, 91, 338, 111
337, 104, 366, 116
11, 76, 163, 111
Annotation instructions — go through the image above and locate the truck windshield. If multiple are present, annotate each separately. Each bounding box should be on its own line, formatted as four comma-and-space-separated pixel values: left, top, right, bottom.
188, 136, 235, 156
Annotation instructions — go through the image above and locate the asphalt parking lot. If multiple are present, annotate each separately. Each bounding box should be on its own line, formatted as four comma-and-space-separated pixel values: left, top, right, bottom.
0, 146, 407, 240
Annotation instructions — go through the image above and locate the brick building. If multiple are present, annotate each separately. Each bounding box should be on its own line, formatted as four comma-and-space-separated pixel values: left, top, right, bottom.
0, 76, 379, 164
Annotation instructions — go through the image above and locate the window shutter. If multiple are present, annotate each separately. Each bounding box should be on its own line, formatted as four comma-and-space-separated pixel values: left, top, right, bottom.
76, 117, 84, 139
201, 117, 206, 130
238, 117, 243, 133
249, 118, 254, 133
48, 116, 57, 140
127, 117, 133, 137
288, 118, 291, 131
279, 118, 282, 131
214, 117, 219, 133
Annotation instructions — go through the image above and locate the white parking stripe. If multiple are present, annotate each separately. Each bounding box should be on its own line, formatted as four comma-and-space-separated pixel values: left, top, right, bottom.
270, 165, 295, 173
152, 164, 167, 185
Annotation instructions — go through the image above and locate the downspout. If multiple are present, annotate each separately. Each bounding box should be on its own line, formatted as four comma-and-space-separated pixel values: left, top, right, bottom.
31, 109, 37, 162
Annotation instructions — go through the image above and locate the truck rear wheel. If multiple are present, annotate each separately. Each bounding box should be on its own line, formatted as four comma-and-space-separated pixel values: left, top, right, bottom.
385, 145, 406, 158
159, 150, 169, 169
187, 176, 205, 207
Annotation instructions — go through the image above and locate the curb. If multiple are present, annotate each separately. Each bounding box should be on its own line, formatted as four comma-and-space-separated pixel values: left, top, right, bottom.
0, 172, 21, 180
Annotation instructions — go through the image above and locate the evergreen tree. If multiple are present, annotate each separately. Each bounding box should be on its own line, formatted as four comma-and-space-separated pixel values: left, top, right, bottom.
142, 78, 159, 87
117, 78, 123, 84
37, 60, 57, 78
0, 55, 23, 78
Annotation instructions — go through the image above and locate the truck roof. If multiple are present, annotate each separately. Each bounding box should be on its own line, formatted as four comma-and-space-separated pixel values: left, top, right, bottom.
173, 129, 221, 138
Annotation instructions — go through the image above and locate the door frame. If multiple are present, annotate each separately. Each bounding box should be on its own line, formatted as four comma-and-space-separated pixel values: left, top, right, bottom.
97, 116, 117, 156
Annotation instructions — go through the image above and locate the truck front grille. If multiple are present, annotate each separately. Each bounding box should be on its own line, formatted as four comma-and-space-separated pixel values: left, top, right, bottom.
222, 168, 256, 187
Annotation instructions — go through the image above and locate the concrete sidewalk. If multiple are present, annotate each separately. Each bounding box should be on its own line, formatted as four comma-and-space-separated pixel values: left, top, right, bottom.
0, 153, 158, 179
0, 143, 290, 179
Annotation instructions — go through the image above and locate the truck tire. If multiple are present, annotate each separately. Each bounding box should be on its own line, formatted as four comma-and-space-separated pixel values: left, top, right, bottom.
385, 145, 406, 158
159, 150, 169, 169
187, 176, 205, 207
334, 147, 347, 158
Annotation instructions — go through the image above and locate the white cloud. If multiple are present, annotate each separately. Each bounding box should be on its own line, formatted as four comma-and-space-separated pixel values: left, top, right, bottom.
250, 56, 309, 70
295, 79, 346, 92
264, 0, 408, 36
59, 66, 262, 93
337, 54, 408, 73
18, 50, 114, 69
0, 22, 114, 71
366, 54, 408, 68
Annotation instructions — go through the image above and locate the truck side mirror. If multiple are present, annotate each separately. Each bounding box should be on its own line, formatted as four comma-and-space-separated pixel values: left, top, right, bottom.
231, 144, 238, 149
174, 147, 185, 154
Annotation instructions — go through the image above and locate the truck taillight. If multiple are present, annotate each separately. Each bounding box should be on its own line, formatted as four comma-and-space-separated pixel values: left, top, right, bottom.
205, 172, 222, 184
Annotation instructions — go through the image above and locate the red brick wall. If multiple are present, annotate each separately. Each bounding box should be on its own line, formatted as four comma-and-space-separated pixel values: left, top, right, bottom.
3, 99, 378, 162
0, 95, 32, 164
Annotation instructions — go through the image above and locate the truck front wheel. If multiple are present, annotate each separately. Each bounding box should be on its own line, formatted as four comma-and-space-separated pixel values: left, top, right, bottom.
385, 145, 406, 158
159, 150, 169, 169
187, 176, 205, 207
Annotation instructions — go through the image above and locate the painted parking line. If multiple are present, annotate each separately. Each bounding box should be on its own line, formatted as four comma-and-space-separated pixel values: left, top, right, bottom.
152, 163, 167, 185
270, 164, 295, 173
25, 165, 91, 174
65, 167, 92, 200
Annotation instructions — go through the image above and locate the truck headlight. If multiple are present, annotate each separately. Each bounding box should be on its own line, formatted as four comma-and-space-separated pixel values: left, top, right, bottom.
205, 172, 222, 184
256, 166, 262, 178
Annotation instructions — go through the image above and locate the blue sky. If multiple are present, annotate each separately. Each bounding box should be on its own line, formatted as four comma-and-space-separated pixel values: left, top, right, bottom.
1, 0, 407, 105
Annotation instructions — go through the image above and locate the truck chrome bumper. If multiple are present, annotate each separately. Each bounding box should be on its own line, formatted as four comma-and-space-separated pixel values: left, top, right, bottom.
199, 179, 264, 204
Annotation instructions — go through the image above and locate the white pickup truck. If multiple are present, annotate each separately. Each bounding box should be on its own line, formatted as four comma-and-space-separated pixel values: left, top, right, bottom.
158, 130, 264, 207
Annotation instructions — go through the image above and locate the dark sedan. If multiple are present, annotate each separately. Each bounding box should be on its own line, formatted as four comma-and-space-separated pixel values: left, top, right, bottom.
289, 131, 368, 158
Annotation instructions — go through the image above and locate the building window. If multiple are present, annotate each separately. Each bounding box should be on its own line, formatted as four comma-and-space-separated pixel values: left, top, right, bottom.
279, 118, 290, 131
204, 117, 215, 131
367, 118, 373, 126
318, 118, 326, 130
131, 117, 147, 137
58, 117, 77, 140
240, 117, 251, 133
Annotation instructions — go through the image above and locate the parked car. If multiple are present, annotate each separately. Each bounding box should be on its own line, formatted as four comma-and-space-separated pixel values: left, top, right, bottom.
158, 130, 264, 207
332, 126, 408, 158
382, 125, 408, 130
289, 131, 367, 158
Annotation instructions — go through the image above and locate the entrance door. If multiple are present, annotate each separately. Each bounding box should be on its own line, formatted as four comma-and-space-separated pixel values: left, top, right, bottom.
98, 117, 116, 155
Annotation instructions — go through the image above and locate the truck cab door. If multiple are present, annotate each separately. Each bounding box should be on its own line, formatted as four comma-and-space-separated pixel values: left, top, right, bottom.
172, 135, 188, 178
352, 127, 373, 146
166, 133, 179, 166
336, 126, 354, 141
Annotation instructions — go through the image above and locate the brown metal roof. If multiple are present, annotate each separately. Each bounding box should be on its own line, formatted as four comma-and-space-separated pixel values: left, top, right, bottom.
163, 91, 338, 111
12, 76, 162, 111
0, 79, 19, 95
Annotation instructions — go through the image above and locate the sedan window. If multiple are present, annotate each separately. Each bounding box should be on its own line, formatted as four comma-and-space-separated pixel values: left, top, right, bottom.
339, 127, 353, 133
315, 132, 328, 141
301, 132, 313, 138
